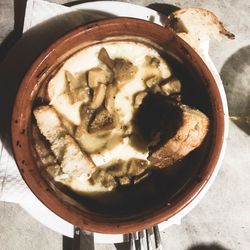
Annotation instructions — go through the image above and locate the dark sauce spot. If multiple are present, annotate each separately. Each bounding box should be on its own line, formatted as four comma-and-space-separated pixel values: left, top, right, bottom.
20, 129, 26, 135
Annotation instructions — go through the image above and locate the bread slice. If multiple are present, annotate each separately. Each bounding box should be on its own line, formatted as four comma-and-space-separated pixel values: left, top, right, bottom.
148, 104, 209, 167
166, 7, 235, 40
166, 8, 235, 57
33, 106, 95, 177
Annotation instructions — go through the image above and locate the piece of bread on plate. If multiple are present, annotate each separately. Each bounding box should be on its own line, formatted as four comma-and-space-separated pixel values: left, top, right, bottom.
165, 7, 235, 56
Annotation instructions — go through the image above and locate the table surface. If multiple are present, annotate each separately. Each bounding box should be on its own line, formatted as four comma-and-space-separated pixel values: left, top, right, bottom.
0, 0, 249, 250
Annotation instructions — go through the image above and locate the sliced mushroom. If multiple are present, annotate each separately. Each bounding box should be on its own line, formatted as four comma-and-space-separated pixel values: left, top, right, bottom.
151, 84, 162, 94
143, 55, 164, 90
127, 159, 149, 176
65, 71, 80, 89
59, 115, 76, 136
118, 176, 131, 185
75, 106, 109, 153
105, 84, 117, 113
89, 83, 106, 109
98, 48, 137, 87
113, 58, 137, 87
89, 168, 117, 189
144, 75, 161, 88
88, 67, 111, 88
88, 108, 115, 133
65, 70, 90, 103
161, 77, 181, 95
46, 165, 61, 177
98, 48, 114, 68
134, 91, 147, 109
75, 127, 108, 153
145, 56, 160, 67
106, 161, 127, 177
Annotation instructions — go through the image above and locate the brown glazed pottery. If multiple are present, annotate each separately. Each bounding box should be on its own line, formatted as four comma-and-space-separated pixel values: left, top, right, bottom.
11, 18, 224, 234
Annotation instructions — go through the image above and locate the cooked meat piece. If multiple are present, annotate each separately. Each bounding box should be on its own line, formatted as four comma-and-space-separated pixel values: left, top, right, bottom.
148, 104, 209, 167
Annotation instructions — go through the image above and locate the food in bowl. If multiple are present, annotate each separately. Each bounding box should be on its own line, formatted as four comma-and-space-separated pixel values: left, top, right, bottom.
32, 40, 209, 195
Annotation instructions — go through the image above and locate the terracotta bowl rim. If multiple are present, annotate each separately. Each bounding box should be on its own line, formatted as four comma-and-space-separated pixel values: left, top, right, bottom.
11, 17, 225, 234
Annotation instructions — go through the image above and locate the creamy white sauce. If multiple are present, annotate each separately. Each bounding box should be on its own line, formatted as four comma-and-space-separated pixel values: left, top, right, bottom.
48, 41, 172, 192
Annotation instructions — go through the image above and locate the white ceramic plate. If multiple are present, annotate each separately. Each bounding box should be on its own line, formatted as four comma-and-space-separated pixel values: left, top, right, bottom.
20, 0, 228, 243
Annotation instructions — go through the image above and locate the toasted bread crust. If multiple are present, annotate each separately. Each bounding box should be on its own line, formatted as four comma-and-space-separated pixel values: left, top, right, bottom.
148, 105, 209, 167
166, 7, 235, 40
33, 106, 96, 176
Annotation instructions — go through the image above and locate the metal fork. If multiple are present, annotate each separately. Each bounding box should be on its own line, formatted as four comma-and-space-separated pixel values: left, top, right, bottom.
129, 225, 162, 250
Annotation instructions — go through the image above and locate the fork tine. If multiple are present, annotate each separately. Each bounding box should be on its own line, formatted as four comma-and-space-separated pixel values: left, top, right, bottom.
153, 226, 162, 250
146, 228, 154, 250
129, 233, 136, 250
138, 231, 146, 250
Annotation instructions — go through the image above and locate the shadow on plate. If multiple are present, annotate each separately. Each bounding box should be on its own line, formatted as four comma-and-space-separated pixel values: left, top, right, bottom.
65, 0, 107, 7
147, 3, 179, 19
115, 242, 130, 250
187, 242, 230, 250
0, 6, 114, 155
220, 45, 250, 135
0, 0, 27, 63
62, 235, 130, 250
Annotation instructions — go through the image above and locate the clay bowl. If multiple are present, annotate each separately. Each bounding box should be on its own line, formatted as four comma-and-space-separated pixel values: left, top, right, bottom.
11, 18, 225, 234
